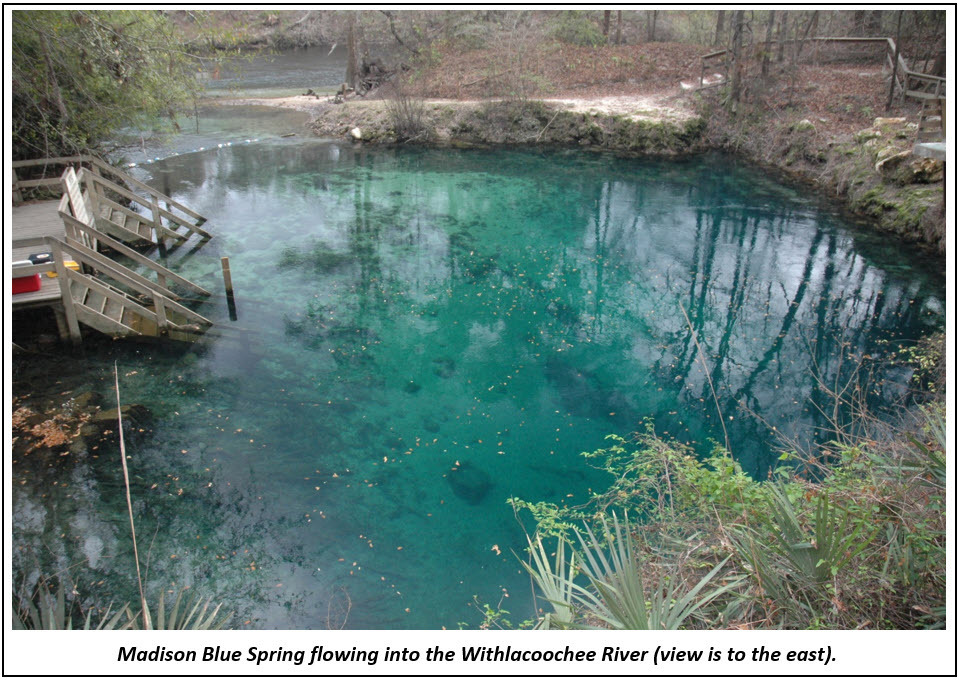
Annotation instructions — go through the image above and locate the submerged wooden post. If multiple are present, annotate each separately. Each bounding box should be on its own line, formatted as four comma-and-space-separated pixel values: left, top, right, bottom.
221, 256, 238, 321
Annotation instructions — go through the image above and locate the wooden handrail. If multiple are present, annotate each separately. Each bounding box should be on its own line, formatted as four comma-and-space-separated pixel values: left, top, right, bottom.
12, 262, 56, 276
77, 168, 211, 239
58, 210, 211, 297
63, 266, 160, 326
13, 155, 207, 226
45, 234, 213, 327
696, 35, 945, 103
89, 191, 189, 243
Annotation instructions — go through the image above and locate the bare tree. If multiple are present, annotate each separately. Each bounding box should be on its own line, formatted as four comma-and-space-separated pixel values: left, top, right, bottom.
761, 10, 776, 80
886, 10, 904, 111
728, 10, 746, 112
777, 11, 788, 62
615, 10, 622, 45
346, 12, 357, 89
646, 10, 658, 42
603, 10, 611, 38
714, 10, 725, 46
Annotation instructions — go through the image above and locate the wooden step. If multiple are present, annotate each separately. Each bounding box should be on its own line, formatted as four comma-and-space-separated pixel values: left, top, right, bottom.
102, 297, 124, 322
73, 302, 139, 338
123, 308, 158, 336
85, 289, 107, 315
71, 282, 89, 305
136, 220, 153, 240
111, 209, 127, 231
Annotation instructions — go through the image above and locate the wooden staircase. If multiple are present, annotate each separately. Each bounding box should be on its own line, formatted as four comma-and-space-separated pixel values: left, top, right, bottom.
49, 186, 215, 342
66, 161, 212, 249
15, 155, 211, 250
33, 230, 213, 343
96, 203, 156, 247
917, 97, 946, 142
68, 269, 208, 342
12, 155, 217, 344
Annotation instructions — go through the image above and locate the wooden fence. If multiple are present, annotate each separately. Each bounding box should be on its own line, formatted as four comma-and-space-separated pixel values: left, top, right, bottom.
699, 36, 946, 106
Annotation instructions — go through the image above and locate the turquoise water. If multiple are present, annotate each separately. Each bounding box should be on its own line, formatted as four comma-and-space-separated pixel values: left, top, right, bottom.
12, 142, 945, 629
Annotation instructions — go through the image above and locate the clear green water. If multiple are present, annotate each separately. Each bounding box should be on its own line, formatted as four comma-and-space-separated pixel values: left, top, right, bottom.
12, 142, 945, 629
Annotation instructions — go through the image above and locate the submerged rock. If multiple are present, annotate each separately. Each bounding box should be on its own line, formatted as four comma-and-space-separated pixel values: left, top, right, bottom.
92, 403, 153, 428
431, 357, 456, 378
447, 460, 493, 505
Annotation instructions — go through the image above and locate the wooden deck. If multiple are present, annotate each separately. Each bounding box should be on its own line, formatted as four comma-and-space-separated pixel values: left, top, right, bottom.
11, 163, 214, 344
11, 199, 72, 307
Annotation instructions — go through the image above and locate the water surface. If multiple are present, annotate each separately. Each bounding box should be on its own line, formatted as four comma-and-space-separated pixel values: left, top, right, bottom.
12, 143, 945, 629
201, 44, 349, 99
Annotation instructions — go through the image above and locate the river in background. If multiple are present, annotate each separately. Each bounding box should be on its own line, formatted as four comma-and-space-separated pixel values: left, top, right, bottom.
12, 139, 945, 629
201, 44, 351, 99
113, 45, 349, 164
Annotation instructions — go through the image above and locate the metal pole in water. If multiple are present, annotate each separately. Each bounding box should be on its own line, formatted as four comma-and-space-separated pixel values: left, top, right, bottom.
221, 256, 238, 321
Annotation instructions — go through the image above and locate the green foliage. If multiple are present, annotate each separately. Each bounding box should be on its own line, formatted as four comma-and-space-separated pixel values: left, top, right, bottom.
11, 10, 208, 158
458, 596, 535, 630
749, 483, 877, 585
895, 334, 945, 393
140, 588, 232, 630
521, 514, 741, 630
575, 425, 783, 525
13, 576, 230, 630
519, 532, 575, 628
513, 400, 945, 630
549, 11, 607, 47
13, 576, 126, 630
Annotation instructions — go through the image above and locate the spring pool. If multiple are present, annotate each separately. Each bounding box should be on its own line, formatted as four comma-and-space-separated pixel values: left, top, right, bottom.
11, 142, 945, 629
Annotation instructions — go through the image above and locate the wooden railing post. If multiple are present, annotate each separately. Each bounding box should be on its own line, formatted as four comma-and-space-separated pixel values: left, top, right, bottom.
49, 238, 82, 344
13, 169, 23, 206
151, 194, 163, 249
154, 295, 169, 334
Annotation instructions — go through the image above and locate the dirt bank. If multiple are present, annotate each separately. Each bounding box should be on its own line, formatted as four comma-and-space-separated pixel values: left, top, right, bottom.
218, 92, 704, 153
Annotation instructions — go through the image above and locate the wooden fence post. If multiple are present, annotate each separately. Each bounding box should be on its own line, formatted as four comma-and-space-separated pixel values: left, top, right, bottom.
222, 256, 238, 321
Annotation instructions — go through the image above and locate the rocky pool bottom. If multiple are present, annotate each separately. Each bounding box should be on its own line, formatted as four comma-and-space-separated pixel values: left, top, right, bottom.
11, 144, 945, 629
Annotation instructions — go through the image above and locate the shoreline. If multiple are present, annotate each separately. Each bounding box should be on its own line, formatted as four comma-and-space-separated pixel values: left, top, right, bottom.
213, 92, 944, 253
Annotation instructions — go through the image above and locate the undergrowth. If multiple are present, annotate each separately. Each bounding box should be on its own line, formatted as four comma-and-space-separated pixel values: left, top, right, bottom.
509, 358, 947, 630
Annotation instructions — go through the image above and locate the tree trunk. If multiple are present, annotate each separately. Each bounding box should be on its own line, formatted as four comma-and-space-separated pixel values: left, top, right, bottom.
794, 10, 819, 62
932, 51, 946, 77
868, 10, 883, 35
762, 10, 776, 80
714, 10, 725, 46
729, 10, 746, 112
647, 10, 657, 42
853, 10, 866, 36
602, 10, 611, 38
777, 11, 788, 62
614, 10, 622, 45
886, 10, 904, 111
346, 13, 357, 89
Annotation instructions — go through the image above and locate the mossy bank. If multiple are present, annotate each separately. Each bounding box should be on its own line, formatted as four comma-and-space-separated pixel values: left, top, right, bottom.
308, 98, 707, 155
702, 103, 945, 253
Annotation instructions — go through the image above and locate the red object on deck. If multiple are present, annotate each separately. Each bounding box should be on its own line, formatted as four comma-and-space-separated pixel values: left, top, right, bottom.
13, 273, 42, 294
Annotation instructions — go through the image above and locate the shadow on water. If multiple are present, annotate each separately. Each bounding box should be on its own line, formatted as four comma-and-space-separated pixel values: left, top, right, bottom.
12, 143, 945, 630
